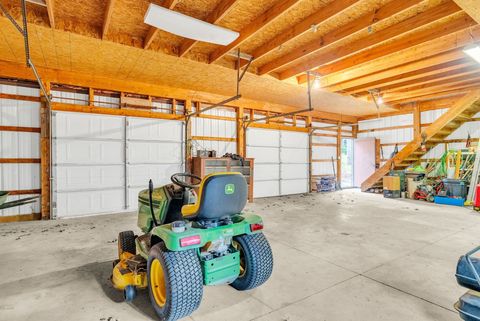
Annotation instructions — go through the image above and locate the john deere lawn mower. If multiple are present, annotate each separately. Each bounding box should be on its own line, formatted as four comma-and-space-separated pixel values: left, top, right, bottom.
111, 172, 273, 321
455, 246, 480, 321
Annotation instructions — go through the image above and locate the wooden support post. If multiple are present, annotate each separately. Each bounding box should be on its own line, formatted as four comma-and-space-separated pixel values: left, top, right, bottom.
306, 116, 313, 192
172, 98, 176, 114
40, 82, 51, 220
88, 87, 94, 106
336, 122, 342, 184
352, 124, 358, 138
413, 102, 421, 139
185, 100, 192, 172
237, 107, 245, 156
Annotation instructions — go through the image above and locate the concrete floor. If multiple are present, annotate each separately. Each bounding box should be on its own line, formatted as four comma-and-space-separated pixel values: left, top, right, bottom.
0, 189, 479, 321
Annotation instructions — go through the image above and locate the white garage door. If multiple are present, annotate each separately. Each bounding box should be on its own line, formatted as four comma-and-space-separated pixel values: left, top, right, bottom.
246, 128, 309, 198
52, 112, 184, 218
126, 117, 184, 209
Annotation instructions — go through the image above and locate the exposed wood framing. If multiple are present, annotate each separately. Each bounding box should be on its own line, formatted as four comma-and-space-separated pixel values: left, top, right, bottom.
40, 82, 50, 220
192, 136, 236, 142
290, 2, 468, 81
237, 106, 245, 156
0, 213, 41, 223
0, 158, 40, 163
144, 0, 179, 49
178, 0, 238, 57
102, 0, 116, 39
259, 0, 424, 76
45, 0, 54, 28
249, 0, 361, 64
185, 99, 192, 172
454, 0, 480, 23
0, 92, 40, 102
0, 126, 40, 133
209, 0, 302, 63
7, 189, 41, 195
336, 123, 341, 184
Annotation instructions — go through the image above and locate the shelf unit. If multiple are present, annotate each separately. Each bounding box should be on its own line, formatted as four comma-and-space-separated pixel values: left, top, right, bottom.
191, 157, 254, 202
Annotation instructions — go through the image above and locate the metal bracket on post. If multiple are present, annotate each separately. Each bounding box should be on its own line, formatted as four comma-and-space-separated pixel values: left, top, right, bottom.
0, 0, 51, 107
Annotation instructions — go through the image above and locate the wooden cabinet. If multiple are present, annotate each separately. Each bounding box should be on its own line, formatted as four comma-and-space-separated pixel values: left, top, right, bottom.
191, 157, 254, 202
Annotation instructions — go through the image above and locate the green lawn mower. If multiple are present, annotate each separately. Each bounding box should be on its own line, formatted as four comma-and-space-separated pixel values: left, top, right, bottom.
111, 172, 273, 321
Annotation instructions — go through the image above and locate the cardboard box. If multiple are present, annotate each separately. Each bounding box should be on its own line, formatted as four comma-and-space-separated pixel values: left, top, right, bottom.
407, 177, 423, 199
383, 176, 400, 191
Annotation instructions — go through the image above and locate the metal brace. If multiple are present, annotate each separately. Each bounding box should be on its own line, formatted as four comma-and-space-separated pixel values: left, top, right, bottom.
0, 0, 51, 106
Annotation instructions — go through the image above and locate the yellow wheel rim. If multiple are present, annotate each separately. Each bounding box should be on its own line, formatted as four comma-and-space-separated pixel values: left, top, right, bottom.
233, 241, 246, 277
150, 259, 167, 307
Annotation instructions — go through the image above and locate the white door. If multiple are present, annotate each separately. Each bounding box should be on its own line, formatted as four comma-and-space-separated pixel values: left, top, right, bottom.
52, 112, 125, 218
126, 117, 184, 210
247, 128, 309, 198
52, 112, 184, 218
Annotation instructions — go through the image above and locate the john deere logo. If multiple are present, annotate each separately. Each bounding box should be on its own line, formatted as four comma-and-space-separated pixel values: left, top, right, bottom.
225, 184, 235, 195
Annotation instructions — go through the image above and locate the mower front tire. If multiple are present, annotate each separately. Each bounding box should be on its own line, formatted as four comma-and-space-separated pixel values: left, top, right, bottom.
118, 231, 136, 257
147, 243, 203, 321
231, 233, 273, 291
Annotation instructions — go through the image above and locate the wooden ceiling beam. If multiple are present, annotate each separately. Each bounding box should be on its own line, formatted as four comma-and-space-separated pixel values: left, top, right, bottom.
387, 73, 480, 95
178, 0, 238, 57
248, 0, 361, 64
257, 0, 423, 76
45, 0, 54, 28
102, 0, 116, 40
208, 0, 302, 64
453, 0, 480, 23
345, 59, 473, 95
320, 25, 480, 92
355, 65, 480, 97
144, 0, 179, 49
292, 2, 469, 82
384, 83, 480, 104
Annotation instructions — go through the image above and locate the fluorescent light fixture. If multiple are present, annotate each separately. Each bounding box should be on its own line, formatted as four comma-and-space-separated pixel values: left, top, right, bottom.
144, 4, 239, 46
463, 45, 480, 64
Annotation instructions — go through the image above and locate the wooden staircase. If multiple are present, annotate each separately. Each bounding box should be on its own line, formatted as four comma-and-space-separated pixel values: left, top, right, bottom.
361, 90, 480, 192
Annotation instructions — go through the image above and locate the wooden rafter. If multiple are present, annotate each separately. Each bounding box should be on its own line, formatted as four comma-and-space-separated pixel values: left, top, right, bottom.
247, 0, 361, 64
45, 0, 54, 28
319, 24, 480, 92
454, 0, 480, 23
257, 0, 423, 76
208, 0, 302, 64
288, 1, 468, 81
353, 63, 479, 96
144, 0, 180, 49
345, 59, 474, 95
102, 0, 116, 40
178, 0, 238, 57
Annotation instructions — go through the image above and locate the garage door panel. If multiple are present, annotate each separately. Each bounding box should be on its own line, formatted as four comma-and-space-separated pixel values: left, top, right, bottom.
246, 146, 279, 163
281, 148, 308, 163
254, 181, 280, 198
128, 163, 184, 187
247, 128, 279, 147
254, 164, 280, 181
281, 164, 308, 180
55, 112, 124, 139
55, 140, 124, 164
55, 165, 124, 191
56, 189, 125, 217
128, 141, 183, 164
281, 131, 308, 147
128, 118, 183, 142
281, 179, 308, 195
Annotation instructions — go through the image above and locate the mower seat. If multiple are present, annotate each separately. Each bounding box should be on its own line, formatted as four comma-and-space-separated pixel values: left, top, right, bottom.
181, 172, 247, 220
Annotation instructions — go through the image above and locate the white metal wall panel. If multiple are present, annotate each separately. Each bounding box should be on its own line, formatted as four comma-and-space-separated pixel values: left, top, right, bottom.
53, 112, 125, 218
126, 117, 184, 209
0, 84, 41, 216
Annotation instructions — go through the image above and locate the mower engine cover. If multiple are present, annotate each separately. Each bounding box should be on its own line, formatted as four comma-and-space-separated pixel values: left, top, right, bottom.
455, 291, 480, 321
137, 186, 171, 233
456, 255, 480, 292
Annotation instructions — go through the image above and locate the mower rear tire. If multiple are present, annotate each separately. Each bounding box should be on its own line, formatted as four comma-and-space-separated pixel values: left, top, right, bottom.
231, 233, 273, 291
147, 243, 203, 321
118, 231, 136, 257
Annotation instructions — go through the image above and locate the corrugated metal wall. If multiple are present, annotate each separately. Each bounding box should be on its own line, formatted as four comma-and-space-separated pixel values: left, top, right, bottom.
0, 83, 41, 217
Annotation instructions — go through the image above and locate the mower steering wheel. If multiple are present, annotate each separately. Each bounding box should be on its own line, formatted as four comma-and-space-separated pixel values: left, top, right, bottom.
170, 173, 202, 189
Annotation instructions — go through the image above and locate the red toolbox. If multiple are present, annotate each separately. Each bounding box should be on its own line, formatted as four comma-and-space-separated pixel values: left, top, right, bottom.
474, 184, 480, 210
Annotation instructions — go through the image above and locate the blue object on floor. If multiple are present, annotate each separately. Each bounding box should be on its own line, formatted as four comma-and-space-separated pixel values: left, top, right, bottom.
434, 196, 465, 207
456, 255, 480, 292
455, 292, 480, 321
